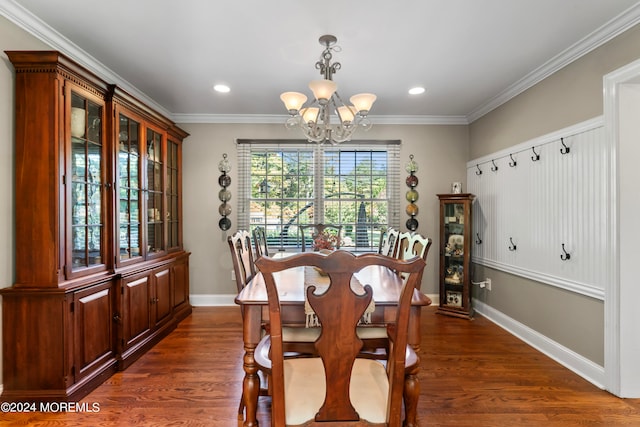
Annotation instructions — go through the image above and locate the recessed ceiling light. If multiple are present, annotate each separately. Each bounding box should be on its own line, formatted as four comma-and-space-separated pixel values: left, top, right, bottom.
214, 84, 230, 93
408, 87, 425, 95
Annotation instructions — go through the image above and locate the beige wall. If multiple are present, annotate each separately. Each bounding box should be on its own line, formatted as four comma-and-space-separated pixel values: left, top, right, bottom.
469, 23, 640, 365
180, 123, 468, 298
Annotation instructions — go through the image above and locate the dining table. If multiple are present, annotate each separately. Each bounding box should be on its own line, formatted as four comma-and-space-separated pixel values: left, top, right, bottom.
234, 251, 431, 427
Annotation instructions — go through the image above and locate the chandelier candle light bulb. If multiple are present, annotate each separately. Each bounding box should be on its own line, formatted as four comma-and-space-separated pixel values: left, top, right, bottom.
280, 34, 376, 144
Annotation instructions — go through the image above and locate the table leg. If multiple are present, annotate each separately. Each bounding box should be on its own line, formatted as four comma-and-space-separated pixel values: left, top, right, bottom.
240, 305, 263, 427
241, 344, 260, 427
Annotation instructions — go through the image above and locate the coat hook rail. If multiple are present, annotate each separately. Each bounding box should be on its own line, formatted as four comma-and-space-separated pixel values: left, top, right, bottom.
491, 159, 498, 172
509, 153, 517, 167
561, 243, 571, 261
476, 164, 483, 175
508, 237, 517, 251
476, 233, 482, 244
560, 137, 570, 154
531, 146, 540, 162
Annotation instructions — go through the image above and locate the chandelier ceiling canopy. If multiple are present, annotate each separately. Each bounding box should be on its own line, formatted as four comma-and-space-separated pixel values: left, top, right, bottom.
280, 35, 376, 145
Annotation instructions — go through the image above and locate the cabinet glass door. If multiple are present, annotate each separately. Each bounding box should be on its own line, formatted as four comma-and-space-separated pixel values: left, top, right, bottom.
147, 128, 164, 254
167, 140, 179, 250
442, 202, 465, 307
118, 114, 142, 261
71, 91, 104, 270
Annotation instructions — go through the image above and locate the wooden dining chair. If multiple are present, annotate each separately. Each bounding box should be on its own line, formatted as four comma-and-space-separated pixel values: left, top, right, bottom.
230, 229, 320, 420
299, 223, 343, 252
252, 226, 269, 258
254, 250, 426, 426
228, 229, 266, 420
227, 229, 255, 293
378, 227, 400, 257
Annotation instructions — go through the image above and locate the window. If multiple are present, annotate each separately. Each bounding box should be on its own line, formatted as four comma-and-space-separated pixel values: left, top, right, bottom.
237, 140, 400, 251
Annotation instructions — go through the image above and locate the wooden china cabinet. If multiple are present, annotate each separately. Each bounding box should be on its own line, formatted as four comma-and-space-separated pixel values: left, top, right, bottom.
1, 51, 191, 402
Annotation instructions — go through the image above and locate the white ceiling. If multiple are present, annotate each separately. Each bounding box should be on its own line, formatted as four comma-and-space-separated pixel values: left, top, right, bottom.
3, 0, 640, 124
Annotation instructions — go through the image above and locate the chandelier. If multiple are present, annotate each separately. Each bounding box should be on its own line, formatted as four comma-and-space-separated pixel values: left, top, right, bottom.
280, 35, 376, 145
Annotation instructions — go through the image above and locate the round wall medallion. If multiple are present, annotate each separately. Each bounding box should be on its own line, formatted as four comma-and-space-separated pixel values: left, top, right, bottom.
406, 203, 419, 216
405, 189, 419, 203
219, 217, 232, 230
218, 174, 231, 187
218, 153, 231, 173
218, 189, 232, 202
405, 174, 418, 188
406, 217, 418, 231
219, 203, 232, 216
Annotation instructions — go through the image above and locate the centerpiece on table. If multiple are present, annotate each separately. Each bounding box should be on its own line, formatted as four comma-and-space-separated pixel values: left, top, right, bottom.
312, 230, 340, 251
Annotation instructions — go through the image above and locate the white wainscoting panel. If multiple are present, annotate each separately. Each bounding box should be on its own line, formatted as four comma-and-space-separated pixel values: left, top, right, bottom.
467, 117, 609, 299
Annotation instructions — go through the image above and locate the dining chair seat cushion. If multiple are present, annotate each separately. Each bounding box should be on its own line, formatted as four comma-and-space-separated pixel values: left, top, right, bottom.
284, 357, 389, 425
282, 326, 321, 342
282, 326, 387, 342
356, 326, 388, 339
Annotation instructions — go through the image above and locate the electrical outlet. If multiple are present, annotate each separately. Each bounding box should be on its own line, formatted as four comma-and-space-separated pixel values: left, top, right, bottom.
485, 277, 492, 291
231, 270, 236, 281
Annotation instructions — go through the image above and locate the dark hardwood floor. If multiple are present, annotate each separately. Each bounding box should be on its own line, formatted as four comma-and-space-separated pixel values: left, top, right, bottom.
3, 306, 640, 426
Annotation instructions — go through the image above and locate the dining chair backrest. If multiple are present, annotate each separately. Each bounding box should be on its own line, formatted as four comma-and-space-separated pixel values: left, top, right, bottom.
254, 250, 426, 426
397, 232, 432, 262
378, 227, 400, 257
299, 223, 343, 252
227, 229, 255, 293
252, 226, 269, 258
395, 231, 413, 259
395, 232, 432, 290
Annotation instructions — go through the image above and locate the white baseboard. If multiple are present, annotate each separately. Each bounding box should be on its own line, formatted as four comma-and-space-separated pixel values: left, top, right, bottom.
190, 294, 238, 306
473, 298, 605, 389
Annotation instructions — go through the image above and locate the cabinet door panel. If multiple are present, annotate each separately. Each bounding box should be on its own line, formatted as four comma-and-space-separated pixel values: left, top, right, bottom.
153, 269, 172, 327
122, 275, 151, 347
173, 260, 188, 309
74, 281, 115, 381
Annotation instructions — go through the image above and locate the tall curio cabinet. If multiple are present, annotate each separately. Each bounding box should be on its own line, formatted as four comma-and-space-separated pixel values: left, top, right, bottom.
436, 193, 475, 319
1, 51, 191, 402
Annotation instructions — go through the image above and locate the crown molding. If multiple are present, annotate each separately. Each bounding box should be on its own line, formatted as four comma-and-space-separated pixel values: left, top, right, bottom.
0, 0, 172, 118
172, 113, 469, 125
466, 2, 640, 123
